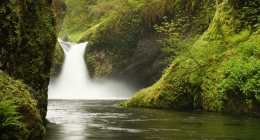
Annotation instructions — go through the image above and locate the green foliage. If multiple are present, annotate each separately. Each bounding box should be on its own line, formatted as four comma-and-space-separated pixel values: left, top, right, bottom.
85, 1, 144, 77
62, 0, 212, 78
154, 16, 192, 66
234, 0, 260, 32
218, 41, 260, 105
122, 0, 260, 115
152, 0, 217, 67
122, 59, 195, 109
129, 0, 175, 27
228, 30, 251, 46
220, 57, 260, 98
200, 38, 260, 113
0, 0, 55, 138
0, 70, 45, 139
62, 0, 260, 115
60, 0, 128, 42
0, 100, 24, 132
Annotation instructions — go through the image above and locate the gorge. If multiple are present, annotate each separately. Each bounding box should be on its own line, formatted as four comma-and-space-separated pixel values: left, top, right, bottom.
1, 0, 260, 139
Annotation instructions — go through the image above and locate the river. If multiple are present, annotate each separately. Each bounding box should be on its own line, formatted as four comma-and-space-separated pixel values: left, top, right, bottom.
45, 100, 260, 140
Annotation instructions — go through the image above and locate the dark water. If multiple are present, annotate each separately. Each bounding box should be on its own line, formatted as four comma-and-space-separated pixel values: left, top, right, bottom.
45, 100, 260, 140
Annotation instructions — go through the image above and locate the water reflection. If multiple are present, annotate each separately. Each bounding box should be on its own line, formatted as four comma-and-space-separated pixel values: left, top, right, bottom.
45, 100, 260, 140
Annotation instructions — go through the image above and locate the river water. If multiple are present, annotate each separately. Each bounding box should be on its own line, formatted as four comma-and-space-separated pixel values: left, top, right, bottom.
45, 100, 260, 140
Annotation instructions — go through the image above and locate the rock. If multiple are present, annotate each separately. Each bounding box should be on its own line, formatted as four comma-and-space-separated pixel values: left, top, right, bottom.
117, 32, 167, 87
0, 0, 57, 118
62, 34, 68, 41
0, 71, 45, 140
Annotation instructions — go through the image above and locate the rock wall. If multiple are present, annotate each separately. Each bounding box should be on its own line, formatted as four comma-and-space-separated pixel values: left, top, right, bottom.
52, 0, 67, 32
115, 31, 167, 87
50, 0, 67, 75
85, 0, 210, 88
0, 0, 57, 118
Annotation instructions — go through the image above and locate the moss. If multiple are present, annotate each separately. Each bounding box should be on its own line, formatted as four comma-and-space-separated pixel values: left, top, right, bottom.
50, 43, 65, 75
59, 0, 260, 115
0, 0, 57, 118
122, 60, 194, 109
0, 100, 28, 140
58, 0, 98, 42
122, 0, 260, 115
85, 10, 144, 77
59, 0, 212, 79
0, 70, 45, 140
92, 0, 216, 78
51, 0, 67, 32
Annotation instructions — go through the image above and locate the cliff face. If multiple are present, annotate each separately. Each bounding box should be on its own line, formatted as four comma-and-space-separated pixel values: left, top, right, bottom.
51, 0, 67, 32
110, 0, 211, 87
0, 0, 56, 118
116, 31, 167, 87
83, 0, 211, 87
86, 27, 168, 87
50, 0, 67, 75
83, 0, 176, 86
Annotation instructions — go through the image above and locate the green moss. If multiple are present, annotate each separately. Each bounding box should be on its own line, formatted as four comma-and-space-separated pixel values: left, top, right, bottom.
59, 0, 106, 42
85, 9, 144, 77
59, 0, 210, 79
51, 42, 65, 75
0, 70, 45, 140
59, 0, 260, 115
0, 0, 57, 118
122, 0, 260, 115
0, 100, 27, 140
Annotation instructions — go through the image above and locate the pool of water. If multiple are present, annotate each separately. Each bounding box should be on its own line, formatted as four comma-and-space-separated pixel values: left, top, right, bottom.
45, 100, 260, 140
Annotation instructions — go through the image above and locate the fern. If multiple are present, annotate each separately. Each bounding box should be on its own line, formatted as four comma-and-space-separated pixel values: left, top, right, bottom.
0, 100, 24, 131
228, 30, 251, 46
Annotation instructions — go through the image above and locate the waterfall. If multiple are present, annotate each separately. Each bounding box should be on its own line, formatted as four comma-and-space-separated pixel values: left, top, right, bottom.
48, 39, 134, 99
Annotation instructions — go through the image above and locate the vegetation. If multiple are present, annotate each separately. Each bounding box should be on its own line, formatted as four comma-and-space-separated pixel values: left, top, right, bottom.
0, 70, 45, 140
58, 0, 260, 115
0, 0, 57, 118
51, 0, 67, 32
121, 0, 260, 115
0, 100, 25, 137
51, 42, 65, 75
153, 16, 193, 67
60, 0, 209, 78
0, 0, 57, 139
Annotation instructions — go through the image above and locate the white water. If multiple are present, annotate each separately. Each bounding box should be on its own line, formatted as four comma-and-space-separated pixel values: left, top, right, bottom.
48, 39, 134, 99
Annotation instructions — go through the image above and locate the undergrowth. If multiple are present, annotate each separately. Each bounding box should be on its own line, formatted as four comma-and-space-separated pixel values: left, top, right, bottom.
0, 70, 45, 139
0, 100, 24, 130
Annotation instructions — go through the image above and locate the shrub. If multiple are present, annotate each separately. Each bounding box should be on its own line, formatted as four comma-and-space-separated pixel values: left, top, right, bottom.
154, 16, 192, 66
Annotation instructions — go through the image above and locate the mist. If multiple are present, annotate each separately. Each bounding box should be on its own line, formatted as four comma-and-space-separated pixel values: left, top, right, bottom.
48, 40, 136, 100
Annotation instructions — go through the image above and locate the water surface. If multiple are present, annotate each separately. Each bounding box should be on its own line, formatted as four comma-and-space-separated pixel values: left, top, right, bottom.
45, 100, 260, 140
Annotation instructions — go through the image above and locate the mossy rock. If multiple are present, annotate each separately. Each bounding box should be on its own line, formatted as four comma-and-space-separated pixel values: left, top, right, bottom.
51, 42, 65, 75
122, 0, 260, 115
0, 70, 45, 140
0, 0, 57, 118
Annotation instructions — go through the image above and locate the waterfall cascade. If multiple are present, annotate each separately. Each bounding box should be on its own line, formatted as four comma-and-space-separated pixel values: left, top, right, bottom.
48, 39, 134, 99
